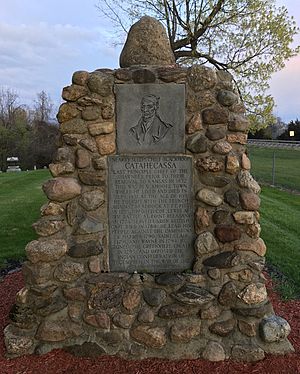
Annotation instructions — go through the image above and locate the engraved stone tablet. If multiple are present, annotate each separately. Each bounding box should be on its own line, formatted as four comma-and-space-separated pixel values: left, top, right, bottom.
116, 84, 185, 154
108, 155, 194, 272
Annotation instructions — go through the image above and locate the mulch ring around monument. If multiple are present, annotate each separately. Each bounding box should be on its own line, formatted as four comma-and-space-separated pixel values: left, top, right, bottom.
0, 272, 299, 374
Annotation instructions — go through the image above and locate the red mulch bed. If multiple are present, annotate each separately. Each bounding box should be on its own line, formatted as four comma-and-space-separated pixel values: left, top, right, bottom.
0, 272, 299, 374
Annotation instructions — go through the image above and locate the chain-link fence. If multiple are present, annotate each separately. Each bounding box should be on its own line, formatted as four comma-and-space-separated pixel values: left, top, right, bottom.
247, 145, 300, 192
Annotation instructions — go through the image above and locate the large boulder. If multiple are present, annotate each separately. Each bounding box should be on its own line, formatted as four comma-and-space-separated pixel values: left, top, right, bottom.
120, 16, 175, 67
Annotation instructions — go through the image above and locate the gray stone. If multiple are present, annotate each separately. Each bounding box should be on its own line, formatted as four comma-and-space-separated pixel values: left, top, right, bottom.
116, 84, 185, 154
203, 251, 239, 268
260, 315, 291, 342
143, 288, 167, 306
228, 114, 249, 132
206, 125, 226, 140
87, 71, 114, 97
213, 140, 232, 155
120, 16, 175, 67
194, 232, 219, 256
202, 341, 226, 361
9, 304, 37, 329
213, 209, 230, 224
187, 65, 217, 90
113, 312, 135, 328
108, 156, 194, 273
36, 318, 83, 342
65, 342, 105, 357
75, 216, 104, 234
102, 103, 114, 119
186, 134, 207, 153
224, 189, 240, 207
32, 218, 65, 237
79, 138, 98, 153
232, 302, 272, 318
36, 297, 68, 317
155, 274, 184, 286
231, 344, 265, 362
218, 282, 238, 306
54, 147, 75, 164
76, 149, 90, 168
138, 307, 155, 323
49, 162, 75, 177
240, 191, 261, 211
172, 285, 215, 306
157, 67, 187, 83
63, 134, 79, 145
69, 240, 102, 258
198, 173, 231, 188
217, 90, 238, 106
132, 68, 156, 83
82, 106, 102, 121
194, 207, 210, 233
79, 190, 105, 210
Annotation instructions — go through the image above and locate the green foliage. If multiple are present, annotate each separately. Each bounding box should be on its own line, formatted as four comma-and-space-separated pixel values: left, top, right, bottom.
0, 170, 50, 265
97, 0, 300, 130
248, 146, 300, 191
260, 186, 300, 298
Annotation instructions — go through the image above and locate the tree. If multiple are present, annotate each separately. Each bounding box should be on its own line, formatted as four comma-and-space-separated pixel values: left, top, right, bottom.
278, 119, 300, 141
96, 0, 299, 130
0, 88, 30, 171
33, 90, 54, 123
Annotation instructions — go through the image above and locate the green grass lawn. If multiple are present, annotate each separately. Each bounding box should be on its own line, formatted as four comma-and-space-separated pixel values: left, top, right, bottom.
248, 146, 300, 191
0, 170, 50, 265
260, 186, 300, 298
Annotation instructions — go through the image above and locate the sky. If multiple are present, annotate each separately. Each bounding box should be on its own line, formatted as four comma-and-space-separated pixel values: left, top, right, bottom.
0, 0, 299, 122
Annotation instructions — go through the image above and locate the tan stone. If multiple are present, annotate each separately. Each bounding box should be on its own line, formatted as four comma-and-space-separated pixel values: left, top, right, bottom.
43, 177, 81, 202
209, 318, 235, 336
228, 269, 253, 282
62, 84, 88, 101
196, 188, 223, 206
228, 114, 250, 132
213, 141, 232, 155
123, 288, 141, 312
238, 283, 268, 305
88, 121, 114, 136
82, 106, 102, 121
32, 219, 65, 237
186, 113, 202, 134
226, 154, 240, 174
76, 149, 90, 168
60, 118, 87, 134
54, 261, 85, 282
196, 156, 224, 172
227, 133, 247, 144
246, 223, 261, 238
84, 312, 110, 329
89, 256, 101, 273
202, 107, 228, 124
22, 262, 53, 285
102, 103, 114, 119
200, 304, 221, 319
202, 341, 226, 361
237, 171, 261, 193
195, 232, 219, 255
40, 202, 64, 216
240, 191, 261, 211
87, 72, 114, 97
233, 211, 256, 224
138, 307, 155, 323
36, 318, 83, 341
57, 103, 80, 123
72, 70, 90, 86
184, 274, 206, 284
4, 325, 34, 356
95, 133, 116, 155
120, 16, 175, 67
170, 322, 201, 343
238, 320, 257, 336
130, 325, 167, 349
241, 153, 251, 170
188, 66, 217, 90
113, 312, 135, 329
63, 287, 87, 301
235, 238, 266, 256
49, 162, 74, 177
68, 303, 83, 322
195, 207, 210, 233
16, 287, 29, 304
231, 344, 265, 362
25, 239, 68, 263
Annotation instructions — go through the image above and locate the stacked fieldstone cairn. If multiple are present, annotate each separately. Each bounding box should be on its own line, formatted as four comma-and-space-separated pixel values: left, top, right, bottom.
4, 16, 293, 361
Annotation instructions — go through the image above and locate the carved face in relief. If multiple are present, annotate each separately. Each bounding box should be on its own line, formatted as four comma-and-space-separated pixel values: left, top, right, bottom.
141, 95, 159, 120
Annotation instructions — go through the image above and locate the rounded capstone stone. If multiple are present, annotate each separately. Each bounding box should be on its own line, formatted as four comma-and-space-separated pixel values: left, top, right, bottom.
120, 16, 175, 67
260, 315, 291, 342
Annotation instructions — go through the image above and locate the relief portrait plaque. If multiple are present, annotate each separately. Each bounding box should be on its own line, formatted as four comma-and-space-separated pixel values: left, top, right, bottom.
108, 155, 194, 272
116, 84, 185, 154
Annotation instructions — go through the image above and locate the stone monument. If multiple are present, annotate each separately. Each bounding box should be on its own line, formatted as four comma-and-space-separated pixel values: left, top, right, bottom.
4, 16, 293, 361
